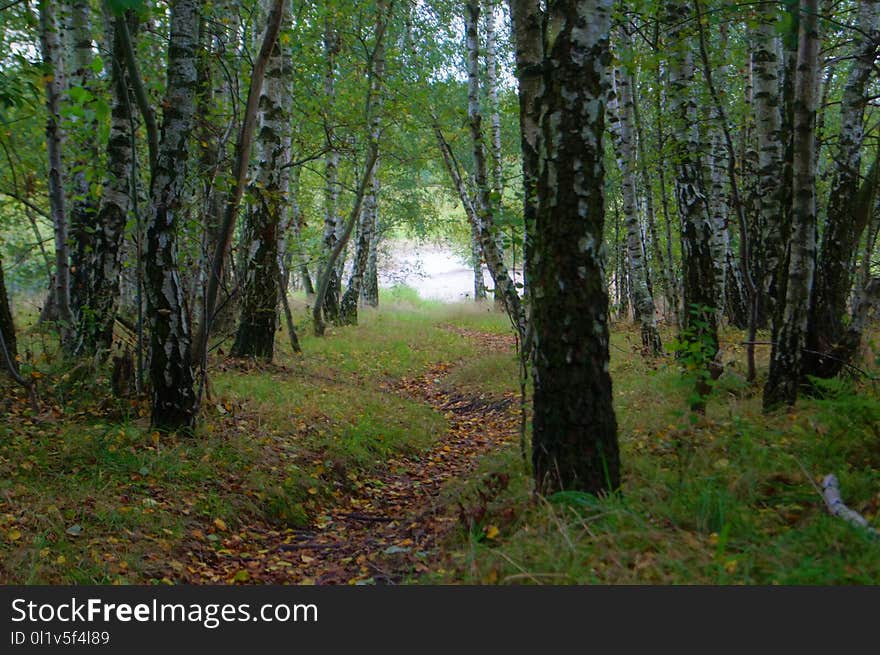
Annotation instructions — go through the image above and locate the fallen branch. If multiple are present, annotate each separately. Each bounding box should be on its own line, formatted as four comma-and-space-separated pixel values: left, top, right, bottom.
821, 474, 880, 540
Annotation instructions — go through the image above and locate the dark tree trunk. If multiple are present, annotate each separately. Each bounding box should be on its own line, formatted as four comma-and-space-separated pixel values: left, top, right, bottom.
0, 255, 18, 373
509, 0, 540, 316
517, 0, 620, 495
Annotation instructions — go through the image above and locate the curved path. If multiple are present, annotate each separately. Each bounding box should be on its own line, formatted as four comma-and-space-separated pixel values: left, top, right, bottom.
181, 328, 519, 584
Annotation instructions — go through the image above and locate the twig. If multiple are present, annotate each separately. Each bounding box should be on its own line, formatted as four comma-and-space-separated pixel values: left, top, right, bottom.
739, 342, 878, 381
821, 474, 880, 540
791, 455, 824, 499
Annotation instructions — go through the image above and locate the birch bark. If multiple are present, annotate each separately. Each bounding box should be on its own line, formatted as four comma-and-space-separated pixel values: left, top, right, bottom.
764, 0, 820, 409
144, 0, 202, 431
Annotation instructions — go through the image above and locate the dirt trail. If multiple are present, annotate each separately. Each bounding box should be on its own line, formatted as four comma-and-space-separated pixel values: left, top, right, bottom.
181, 328, 519, 584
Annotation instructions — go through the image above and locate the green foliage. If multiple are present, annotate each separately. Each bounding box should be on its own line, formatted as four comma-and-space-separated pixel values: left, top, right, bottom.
436, 324, 880, 585
668, 303, 718, 410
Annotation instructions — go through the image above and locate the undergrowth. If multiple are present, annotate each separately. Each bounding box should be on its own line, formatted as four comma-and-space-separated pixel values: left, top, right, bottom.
2, 289, 879, 584
433, 324, 880, 585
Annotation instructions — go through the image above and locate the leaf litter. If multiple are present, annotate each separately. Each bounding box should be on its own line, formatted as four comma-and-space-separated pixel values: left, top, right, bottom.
176, 329, 520, 585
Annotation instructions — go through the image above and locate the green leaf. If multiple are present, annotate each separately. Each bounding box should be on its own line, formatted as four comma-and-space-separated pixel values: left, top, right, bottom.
90, 55, 104, 75
67, 85, 93, 105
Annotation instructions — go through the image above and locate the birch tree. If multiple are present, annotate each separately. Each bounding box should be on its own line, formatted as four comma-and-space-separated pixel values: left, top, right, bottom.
751, 1, 784, 329
763, 0, 820, 409
608, 41, 662, 355
340, 0, 389, 326
320, 20, 342, 324
483, 0, 505, 307
464, 0, 526, 345
76, 9, 133, 357
509, 0, 540, 315
38, 0, 74, 350
361, 219, 380, 307
512, 0, 620, 494
665, 0, 718, 410
805, 0, 879, 379
144, 0, 202, 431
231, 0, 293, 360
67, 0, 99, 328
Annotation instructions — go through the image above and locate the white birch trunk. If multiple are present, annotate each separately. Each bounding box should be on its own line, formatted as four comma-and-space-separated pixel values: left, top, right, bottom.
764, 0, 820, 409
38, 0, 74, 348
608, 51, 661, 355
464, 0, 526, 344
321, 21, 341, 323
144, 0, 201, 430
751, 6, 784, 322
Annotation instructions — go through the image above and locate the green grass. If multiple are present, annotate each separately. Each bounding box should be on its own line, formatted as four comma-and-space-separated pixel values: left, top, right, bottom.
431, 323, 880, 585
3, 290, 879, 584
0, 288, 514, 583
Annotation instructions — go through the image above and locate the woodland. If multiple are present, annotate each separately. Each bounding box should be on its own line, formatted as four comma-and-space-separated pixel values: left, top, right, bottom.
0, 0, 879, 585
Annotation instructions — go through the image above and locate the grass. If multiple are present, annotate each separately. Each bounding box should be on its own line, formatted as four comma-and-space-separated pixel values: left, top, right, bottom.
433, 323, 880, 585
0, 287, 513, 583
2, 287, 879, 584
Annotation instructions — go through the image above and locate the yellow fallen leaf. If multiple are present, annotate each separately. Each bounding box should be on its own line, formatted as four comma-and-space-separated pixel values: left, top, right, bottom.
301, 554, 315, 563
485, 525, 500, 540
307, 487, 318, 495
213, 518, 227, 531
7, 529, 22, 542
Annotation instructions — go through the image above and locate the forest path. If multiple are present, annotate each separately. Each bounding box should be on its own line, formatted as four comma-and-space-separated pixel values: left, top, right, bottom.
182, 327, 520, 584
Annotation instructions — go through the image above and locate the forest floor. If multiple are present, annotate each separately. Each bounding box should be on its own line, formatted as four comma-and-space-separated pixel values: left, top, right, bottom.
2, 287, 880, 584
